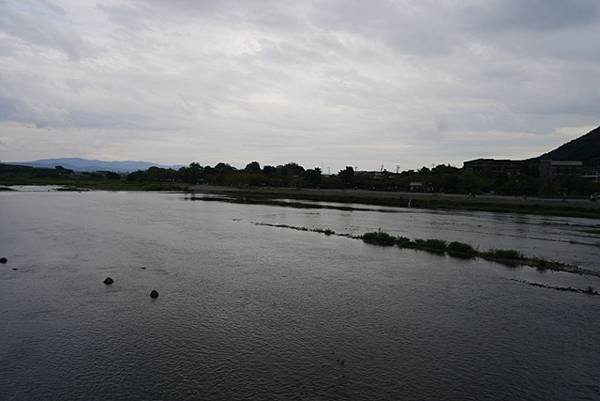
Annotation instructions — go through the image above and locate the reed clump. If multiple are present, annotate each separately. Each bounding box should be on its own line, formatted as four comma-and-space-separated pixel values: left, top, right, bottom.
447, 241, 478, 258
360, 230, 579, 273
362, 231, 398, 246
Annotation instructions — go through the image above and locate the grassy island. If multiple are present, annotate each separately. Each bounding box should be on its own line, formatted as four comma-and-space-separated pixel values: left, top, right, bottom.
360, 230, 597, 277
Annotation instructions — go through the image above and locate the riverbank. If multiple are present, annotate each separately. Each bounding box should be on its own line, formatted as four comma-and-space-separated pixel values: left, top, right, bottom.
190, 185, 600, 219
3, 180, 599, 218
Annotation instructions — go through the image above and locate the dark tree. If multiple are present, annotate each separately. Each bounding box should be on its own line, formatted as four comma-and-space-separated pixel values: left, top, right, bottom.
304, 168, 322, 188
338, 166, 355, 188
245, 161, 261, 172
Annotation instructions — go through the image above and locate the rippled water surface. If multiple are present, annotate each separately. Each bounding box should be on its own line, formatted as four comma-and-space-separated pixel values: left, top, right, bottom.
1, 190, 599, 401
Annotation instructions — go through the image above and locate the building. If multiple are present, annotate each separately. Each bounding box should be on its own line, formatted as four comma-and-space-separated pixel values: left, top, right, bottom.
462, 159, 525, 175
538, 160, 583, 178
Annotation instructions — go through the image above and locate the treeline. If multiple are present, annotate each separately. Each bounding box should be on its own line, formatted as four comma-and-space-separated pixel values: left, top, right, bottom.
2, 161, 598, 196
125, 162, 600, 196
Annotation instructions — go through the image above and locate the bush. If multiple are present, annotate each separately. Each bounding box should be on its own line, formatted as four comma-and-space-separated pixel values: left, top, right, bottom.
486, 249, 523, 260
414, 239, 427, 248
397, 236, 413, 248
447, 241, 477, 258
424, 239, 447, 252
362, 231, 397, 246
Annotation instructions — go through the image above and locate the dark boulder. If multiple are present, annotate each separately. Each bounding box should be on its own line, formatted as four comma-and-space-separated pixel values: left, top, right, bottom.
103, 277, 114, 285
0, 257, 7, 264
150, 290, 159, 298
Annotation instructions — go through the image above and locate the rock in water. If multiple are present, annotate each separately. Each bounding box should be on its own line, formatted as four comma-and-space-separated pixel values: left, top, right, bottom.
0, 257, 7, 264
150, 290, 159, 298
103, 277, 114, 285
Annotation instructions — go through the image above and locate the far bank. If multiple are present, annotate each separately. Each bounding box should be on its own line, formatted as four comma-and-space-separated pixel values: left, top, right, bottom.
188, 185, 600, 219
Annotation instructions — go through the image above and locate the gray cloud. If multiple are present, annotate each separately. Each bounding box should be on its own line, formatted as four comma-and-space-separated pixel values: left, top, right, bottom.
466, 0, 600, 32
0, 0, 598, 170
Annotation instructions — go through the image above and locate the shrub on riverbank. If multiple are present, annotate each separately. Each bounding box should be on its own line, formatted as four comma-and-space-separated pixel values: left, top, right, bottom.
360, 230, 573, 272
424, 239, 447, 253
397, 236, 413, 248
362, 231, 397, 246
485, 249, 523, 260
447, 241, 477, 258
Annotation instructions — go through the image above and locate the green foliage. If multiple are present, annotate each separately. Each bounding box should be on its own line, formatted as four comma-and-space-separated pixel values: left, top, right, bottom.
396, 236, 413, 248
485, 249, 523, 260
3, 156, 600, 201
447, 241, 477, 257
363, 231, 580, 274
413, 239, 427, 248
362, 231, 397, 246
245, 161, 261, 172
304, 168, 322, 188
423, 239, 447, 252
338, 166, 355, 188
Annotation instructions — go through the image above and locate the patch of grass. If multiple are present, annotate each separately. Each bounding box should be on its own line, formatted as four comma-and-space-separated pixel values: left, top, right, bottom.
424, 239, 447, 253
362, 231, 397, 246
397, 236, 413, 248
581, 229, 600, 235
362, 230, 588, 275
249, 224, 597, 278
447, 241, 477, 258
413, 239, 427, 248
485, 249, 523, 260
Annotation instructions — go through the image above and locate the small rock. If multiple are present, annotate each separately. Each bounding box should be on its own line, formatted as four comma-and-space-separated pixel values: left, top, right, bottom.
11, 267, 18, 271
103, 277, 114, 285
141, 266, 147, 270
150, 290, 159, 298
0, 257, 7, 264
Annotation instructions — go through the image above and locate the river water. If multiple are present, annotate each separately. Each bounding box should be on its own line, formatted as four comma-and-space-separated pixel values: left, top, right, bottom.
1, 189, 599, 401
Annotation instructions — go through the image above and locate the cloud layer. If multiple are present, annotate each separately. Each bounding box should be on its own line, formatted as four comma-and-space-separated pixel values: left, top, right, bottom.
1, 0, 599, 170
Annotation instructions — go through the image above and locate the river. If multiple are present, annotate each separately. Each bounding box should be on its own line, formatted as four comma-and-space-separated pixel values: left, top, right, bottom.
1, 189, 599, 400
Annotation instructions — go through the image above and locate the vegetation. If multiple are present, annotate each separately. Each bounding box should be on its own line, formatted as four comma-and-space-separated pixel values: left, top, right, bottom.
362, 231, 398, 246
484, 249, 523, 260
358, 230, 596, 276
447, 241, 478, 258
3, 158, 600, 197
3, 158, 600, 218
511, 279, 599, 296
252, 222, 338, 237
423, 239, 447, 253
248, 222, 599, 278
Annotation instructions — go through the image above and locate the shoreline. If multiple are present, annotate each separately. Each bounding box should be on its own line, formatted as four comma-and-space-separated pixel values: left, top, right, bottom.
189, 185, 600, 219
3, 182, 600, 218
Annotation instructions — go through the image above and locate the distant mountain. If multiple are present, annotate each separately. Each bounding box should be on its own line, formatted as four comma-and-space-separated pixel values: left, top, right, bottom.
5, 158, 182, 173
538, 126, 600, 166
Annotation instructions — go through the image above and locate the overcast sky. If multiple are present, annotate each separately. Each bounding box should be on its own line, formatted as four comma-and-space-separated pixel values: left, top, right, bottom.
1, 0, 599, 171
